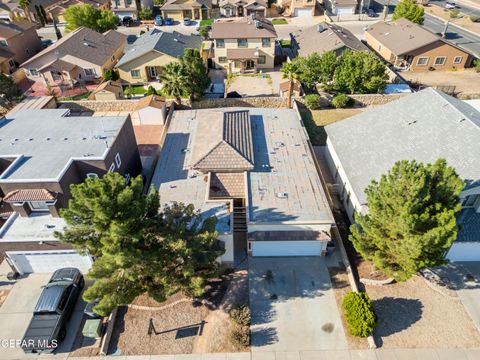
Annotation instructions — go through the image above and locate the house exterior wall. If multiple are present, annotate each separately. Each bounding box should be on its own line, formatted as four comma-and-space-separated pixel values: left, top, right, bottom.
94, 90, 123, 100
365, 31, 396, 62
0, 26, 43, 68
117, 51, 177, 84
137, 106, 167, 125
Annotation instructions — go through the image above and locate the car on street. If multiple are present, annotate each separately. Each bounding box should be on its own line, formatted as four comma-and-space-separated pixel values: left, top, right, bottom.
154, 15, 163, 26
164, 17, 173, 26
41, 39, 53, 48
183, 17, 191, 25
445, 1, 456, 9
21, 268, 84, 354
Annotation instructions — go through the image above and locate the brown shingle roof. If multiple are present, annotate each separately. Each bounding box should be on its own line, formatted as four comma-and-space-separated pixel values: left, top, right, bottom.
191, 110, 254, 171
135, 94, 166, 111
3, 189, 57, 202
209, 172, 245, 198
211, 16, 277, 39
226, 48, 257, 59
0, 20, 36, 39
88, 80, 123, 99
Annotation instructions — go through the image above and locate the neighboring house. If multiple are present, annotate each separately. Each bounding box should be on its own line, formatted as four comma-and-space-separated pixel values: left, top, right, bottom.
151, 108, 335, 265
136, 94, 167, 125
111, 0, 153, 20
0, 1, 23, 21
21, 27, 126, 87
288, 0, 316, 17
323, 0, 370, 15
0, 108, 142, 274
116, 29, 202, 84
210, 15, 277, 73
0, 20, 43, 74
290, 22, 369, 57
160, 0, 215, 21
219, 0, 266, 18
365, 18, 472, 71
44, 0, 111, 23
88, 80, 124, 100
323, 88, 480, 262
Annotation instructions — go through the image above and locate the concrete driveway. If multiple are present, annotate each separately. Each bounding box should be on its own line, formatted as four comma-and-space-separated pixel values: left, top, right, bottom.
0, 271, 87, 359
249, 257, 347, 352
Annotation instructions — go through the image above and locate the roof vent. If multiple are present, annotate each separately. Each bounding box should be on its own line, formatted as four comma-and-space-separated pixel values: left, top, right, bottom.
276, 192, 288, 199
255, 20, 262, 29
45, 137, 51, 141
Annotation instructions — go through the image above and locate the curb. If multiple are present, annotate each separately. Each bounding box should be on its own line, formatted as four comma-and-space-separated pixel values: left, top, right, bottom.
424, 11, 480, 43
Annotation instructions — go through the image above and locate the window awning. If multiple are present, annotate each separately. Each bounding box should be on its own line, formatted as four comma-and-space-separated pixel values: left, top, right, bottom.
3, 189, 57, 203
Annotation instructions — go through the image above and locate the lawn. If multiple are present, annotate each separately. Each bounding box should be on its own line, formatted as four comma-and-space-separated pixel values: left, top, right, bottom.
272, 18, 288, 25
280, 39, 291, 48
200, 19, 213, 26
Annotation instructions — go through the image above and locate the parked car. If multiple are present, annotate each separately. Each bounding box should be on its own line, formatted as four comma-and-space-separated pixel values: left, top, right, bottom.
122, 16, 134, 27
41, 39, 53, 48
21, 268, 84, 354
445, 1, 456, 9
164, 17, 173, 26
366, 9, 378, 17
154, 15, 163, 26
183, 17, 191, 26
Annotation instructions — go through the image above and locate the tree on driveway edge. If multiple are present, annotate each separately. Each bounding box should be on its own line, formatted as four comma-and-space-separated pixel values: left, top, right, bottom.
349, 159, 463, 282
392, 0, 425, 25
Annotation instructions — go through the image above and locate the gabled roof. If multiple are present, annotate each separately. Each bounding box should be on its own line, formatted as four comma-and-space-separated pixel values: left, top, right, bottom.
191, 110, 254, 171
88, 80, 123, 99
161, 0, 213, 10
117, 29, 202, 67
21, 27, 126, 67
293, 22, 369, 57
211, 15, 277, 39
0, 20, 36, 39
325, 87, 480, 205
135, 94, 166, 110
3, 189, 57, 202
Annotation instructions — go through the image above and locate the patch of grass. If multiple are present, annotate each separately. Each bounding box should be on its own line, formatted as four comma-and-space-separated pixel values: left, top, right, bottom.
272, 18, 288, 25
200, 19, 213, 26
124, 85, 147, 95
280, 39, 291, 48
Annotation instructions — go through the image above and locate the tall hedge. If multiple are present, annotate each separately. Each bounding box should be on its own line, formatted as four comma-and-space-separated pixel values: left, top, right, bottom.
342, 292, 377, 337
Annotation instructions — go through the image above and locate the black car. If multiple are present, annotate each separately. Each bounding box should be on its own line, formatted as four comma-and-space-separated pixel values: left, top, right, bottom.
21, 268, 84, 354
122, 16, 134, 27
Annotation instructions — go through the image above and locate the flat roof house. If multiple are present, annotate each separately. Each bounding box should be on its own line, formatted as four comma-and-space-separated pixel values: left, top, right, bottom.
210, 15, 277, 74
0, 108, 142, 274
323, 88, 480, 262
290, 22, 369, 58
151, 107, 334, 264
365, 18, 472, 71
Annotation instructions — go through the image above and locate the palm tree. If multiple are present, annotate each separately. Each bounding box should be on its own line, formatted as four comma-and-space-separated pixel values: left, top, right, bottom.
159, 62, 188, 105
281, 61, 300, 109
18, 0, 32, 22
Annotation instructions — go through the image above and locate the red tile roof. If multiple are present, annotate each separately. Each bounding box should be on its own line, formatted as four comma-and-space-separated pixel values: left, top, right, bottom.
3, 189, 57, 202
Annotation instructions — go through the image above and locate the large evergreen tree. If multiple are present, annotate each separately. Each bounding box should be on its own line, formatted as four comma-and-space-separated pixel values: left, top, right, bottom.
180, 48, 211, 102
350, 159, 463, 281
55, 173, 224, 315
393, 0, 425, 24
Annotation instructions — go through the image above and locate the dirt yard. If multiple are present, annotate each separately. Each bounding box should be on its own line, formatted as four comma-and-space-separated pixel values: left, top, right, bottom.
227, 74, 274, 97
401, 69, 480, 98
366, 276, 480, 348
108, 270, 248, 355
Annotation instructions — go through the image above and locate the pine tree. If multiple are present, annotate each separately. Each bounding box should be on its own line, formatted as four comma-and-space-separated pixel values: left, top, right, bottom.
350, 159, 463, 281
55, 173, 224, 315
393, 0, 425, 24
180, 48, 211, 102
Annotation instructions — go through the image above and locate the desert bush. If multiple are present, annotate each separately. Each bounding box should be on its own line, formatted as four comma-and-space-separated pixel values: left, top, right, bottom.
474, 59, 480, 73
470, 15, 480, 22
331, 93, 351, 108
450, 9, 460, 19
342, 291, 377, 337
230, 304, 250, 327
230, 325, 250, 348
304, 94, 321, 110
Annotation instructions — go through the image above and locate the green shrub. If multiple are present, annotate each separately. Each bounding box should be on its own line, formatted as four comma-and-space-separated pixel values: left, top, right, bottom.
331, 94, 351, 108
474, 59, 480, 73
470, 15, 480, 22
449, 9, 460, 19
304, 94, 321, 110
103, 69, 119, 81
342, 292, 377, 337
230, 304, 250, 327
230, 325, 250, 348
138, 8, 153, 20
146, 86, 158, 96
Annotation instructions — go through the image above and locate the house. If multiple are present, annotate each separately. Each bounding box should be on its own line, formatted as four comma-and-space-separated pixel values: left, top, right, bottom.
365, 18, 472, 71
151, 108, 335, 264
160, 0, 216, 21
135, 94, 167, 125
219, 0, 266, 18
6, 96, 57, 115
21, 27, 126, 87
88, 80, 124, 100
323, 0, 369, 16
210, 15, 277, 73
0, 108, 142, 274
290, 22, 369, 58
116, 29, 202, 84
0, 20, 43, 74
0, 1, 24, 22
111, 0, 153, 20
323, 88, 480, 262
44, 0, 111, 23
288, 0, 316, 17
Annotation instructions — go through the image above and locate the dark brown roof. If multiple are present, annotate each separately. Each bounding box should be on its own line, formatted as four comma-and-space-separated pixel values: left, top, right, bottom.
209, 172, 245, 198
135, 94, 166, 110
191, 110, 254, 171
39, 58, 78, 72
211, 16, 277, 39
3, 189, 57, 202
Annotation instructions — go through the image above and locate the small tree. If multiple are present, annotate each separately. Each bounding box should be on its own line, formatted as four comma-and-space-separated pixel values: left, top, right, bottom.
392, 0, 424, 24
65, 4, 118, 33
281, 61, 301, 108
350, 159, 463, 281
198, 26, 210, 40
342, 292, 377, 337
104, 69, 119, 81
138, 8, 154, 21
0, 73, 19, 100
331, 93, 351, 108
160, 62, 188, 105
146, 85, 157, 95
296, 51, 337, 88
304, 94, 321, 110
180, 48, 210, 101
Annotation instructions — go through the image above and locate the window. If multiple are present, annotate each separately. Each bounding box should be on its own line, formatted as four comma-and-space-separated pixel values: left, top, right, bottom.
29, 68, 39, 76
234, 60, 241, 68
29, 201, 49, 212
125, 173, 131, 183
109, 163, 115, 172
237, 38, 248, 48
453, 56, 463, 64
130, 69, 141, 78
8, 60, 14, 67
434, 56, 446, 66
115, 153, 122, 167
84, 68, 95, 76
261, 38, 271, 47
216, 39, 224, 48
258, 55, 266, 64
416, 57, 429, 66
86, 173, 98, 179
462, 195, 478, 208
225, 8, 232, 16
0, 39, 7, 47
126, 0, 132, 5
57, 286, 73, 313
218, 56, 227, 63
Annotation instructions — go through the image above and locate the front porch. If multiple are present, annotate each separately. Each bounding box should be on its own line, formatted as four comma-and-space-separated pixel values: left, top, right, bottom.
226, 48, 262, 74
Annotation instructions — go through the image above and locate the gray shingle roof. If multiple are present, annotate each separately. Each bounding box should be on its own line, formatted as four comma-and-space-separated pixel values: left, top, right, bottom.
116, 29, 202, 67
325, 87, 480, 205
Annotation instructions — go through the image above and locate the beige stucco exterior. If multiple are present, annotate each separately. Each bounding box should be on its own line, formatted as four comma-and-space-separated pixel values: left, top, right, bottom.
365, 32, 471, 72
213, 37, 275, 74
117, 50, 178, 84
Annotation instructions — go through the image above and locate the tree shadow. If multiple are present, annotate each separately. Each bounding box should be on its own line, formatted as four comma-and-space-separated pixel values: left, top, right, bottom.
372, 297, 423, 346
250, 327, 279, 347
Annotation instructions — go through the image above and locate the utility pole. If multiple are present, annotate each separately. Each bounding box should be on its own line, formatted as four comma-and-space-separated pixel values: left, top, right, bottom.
383, 0, 391, 21
442, 20, 449, 38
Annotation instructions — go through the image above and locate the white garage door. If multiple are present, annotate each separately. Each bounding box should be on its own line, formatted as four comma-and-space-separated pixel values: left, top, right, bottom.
446, 242, 480, 262
336, 6, 355, 14
294, 9, 312, 17
6, 250, 93, 274
252, 241, 323, 257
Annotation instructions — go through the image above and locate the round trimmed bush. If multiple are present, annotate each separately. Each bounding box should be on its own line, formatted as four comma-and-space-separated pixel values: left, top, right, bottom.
342, 291, 377, 337
304, 94, 321, 110
331, 93, 351, 108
